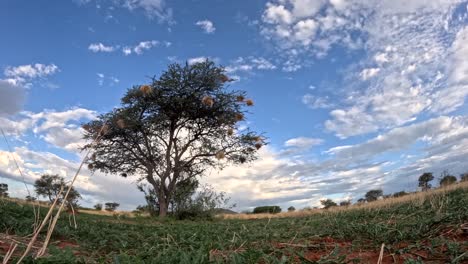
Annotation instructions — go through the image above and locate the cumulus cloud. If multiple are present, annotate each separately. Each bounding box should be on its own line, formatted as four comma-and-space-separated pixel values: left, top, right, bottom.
4, 63, 59, 83
188, 57, 209, 65
260, 0, 468, 138
195, 20, 216, 33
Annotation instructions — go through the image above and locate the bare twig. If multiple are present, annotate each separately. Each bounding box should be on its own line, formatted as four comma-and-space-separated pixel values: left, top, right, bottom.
377, 243, 385, 264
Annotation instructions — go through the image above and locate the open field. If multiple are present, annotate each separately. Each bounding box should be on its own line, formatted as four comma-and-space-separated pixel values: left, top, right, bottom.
1, 183, 467, 263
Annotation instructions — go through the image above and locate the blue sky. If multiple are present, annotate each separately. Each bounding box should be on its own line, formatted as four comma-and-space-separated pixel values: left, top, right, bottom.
0, 0, 467, 211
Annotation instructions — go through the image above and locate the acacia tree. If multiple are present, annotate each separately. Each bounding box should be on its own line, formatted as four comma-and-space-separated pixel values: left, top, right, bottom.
320, 199, 337, 209
418, 172, 434, 191
34, 174, 81, 208
82, 61, 262, 217
365, 189, 383, 202
440, 175, 457, 187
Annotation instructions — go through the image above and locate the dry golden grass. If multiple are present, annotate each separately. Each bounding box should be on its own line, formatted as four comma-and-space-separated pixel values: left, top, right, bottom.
220, 181, 468, 220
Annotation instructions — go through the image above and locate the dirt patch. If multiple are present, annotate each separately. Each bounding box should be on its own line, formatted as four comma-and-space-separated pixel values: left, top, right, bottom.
273, 233, 468, 263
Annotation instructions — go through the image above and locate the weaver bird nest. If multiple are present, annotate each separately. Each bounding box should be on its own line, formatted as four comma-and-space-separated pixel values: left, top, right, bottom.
140, 85, 152, 95
202, 96, 214, 107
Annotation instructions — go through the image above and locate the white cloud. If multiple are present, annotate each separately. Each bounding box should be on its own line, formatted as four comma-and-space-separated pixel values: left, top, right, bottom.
259, 1, 468, 138
195, 20, 216, 34
77, 0, 173, 23
88, 43, 116, 53
225, 57, 277, 73
88, 40, 165, 55
4, 63, 59, 82
360, 68, 380, 80
263, 3, 293, 25
302, 94, 333, 109
188, 57, 208, 65
285, 137, 323, 149
97, 73, 119, 86
133, 40, 158, 55
290, 0, 326, 18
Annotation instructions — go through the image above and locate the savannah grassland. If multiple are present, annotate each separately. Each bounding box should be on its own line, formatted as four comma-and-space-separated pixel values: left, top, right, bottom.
0, 182, 467, 264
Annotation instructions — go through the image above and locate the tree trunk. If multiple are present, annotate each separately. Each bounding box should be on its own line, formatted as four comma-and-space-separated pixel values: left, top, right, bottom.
158, 194, 168, 217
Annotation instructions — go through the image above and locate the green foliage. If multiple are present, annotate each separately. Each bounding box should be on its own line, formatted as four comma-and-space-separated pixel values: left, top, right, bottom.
418, 172, 434, 191
175, 184, 232, 220
34, 174, 81, 208
440, 175, 457, 186
104, 202, 120, 211
82, 60, 263, 217
0, 183, 8, 197
0, 186, 467, 263
320, 199, 337, 209
94, 203, 103, 210
365, 189, 383, 202
253, 205, 282, 214
287, 206, 295, 212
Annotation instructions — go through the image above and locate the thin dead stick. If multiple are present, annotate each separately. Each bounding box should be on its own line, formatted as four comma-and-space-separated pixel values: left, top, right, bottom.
377, 243, 385, 264
36, 150, 91, 258
15, 185, 64, 263
36, 126, 105, 258
2, 242, 18, 264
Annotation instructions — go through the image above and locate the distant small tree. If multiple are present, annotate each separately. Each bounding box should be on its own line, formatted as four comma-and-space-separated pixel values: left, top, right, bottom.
393, 191, 408, 198
357, 198, 366, 204
287, 206, 296, 212
320, 199, 337, 209
253, 206, 282, 214
0, 183, 9, 198
94, 203, 103, 210
339, 200, 351, 207
105, 202, 120, 211
440, 175, 457, 187
365, 189, 383, 202
418, 172, 434, 191
25, 195, 37, 202
34, 174, 81, 208
461, 173, 468, 182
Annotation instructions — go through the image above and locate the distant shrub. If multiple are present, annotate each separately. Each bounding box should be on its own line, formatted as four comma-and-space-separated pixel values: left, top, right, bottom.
287, 206, 296, 212
105, 202, 120, 211
0, 183, 9, 198
461, 173, 468, 182
393, 191, 408, 197
365, 189, 383, 202
253, 206, 281, 214
339, 200, 351, 207
320, 199, 337, 209
94, 203, 103, 210
25, 195, 37, 202
440, 175, 457, 186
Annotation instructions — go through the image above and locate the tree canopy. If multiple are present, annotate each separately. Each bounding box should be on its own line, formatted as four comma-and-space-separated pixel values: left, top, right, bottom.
365, 189, 383, 202
34, 174, 81, 208
82, 61, 263, 217
418, 172, 434, 191
440, 175, 457, 187
320, 199, 337, 209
